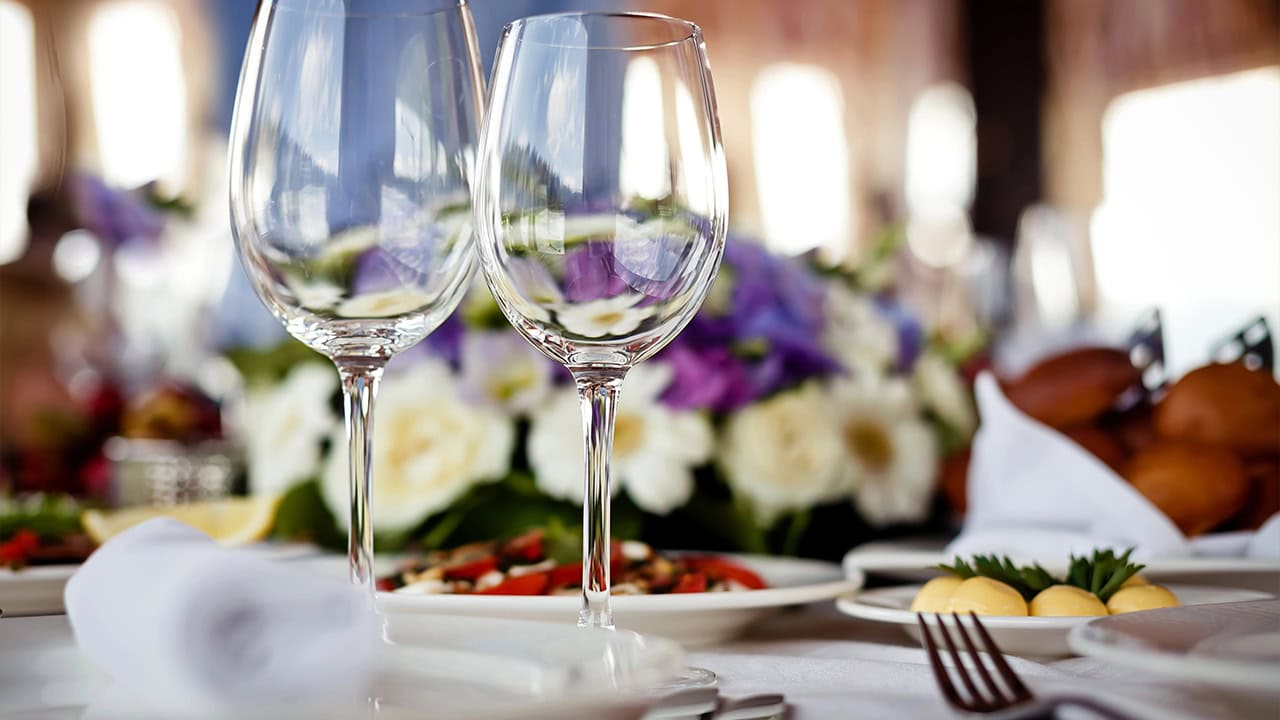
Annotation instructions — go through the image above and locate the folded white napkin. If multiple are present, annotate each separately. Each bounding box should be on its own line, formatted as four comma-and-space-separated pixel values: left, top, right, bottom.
947, 373, 1280, 562
64, 518, 379, 711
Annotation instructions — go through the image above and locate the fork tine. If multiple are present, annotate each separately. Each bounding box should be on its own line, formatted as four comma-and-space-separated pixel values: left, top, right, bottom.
934, 613, 992, 710
916, 613, 968, 710
968, 612, 1034, 702
950, 612, 1008, 705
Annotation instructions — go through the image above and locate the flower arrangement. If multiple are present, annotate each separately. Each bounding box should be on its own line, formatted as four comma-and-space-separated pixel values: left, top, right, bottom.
229, 231, 980, 558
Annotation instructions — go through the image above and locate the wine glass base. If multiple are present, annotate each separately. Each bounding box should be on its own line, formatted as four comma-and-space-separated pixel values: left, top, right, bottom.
652, 665, 718, 692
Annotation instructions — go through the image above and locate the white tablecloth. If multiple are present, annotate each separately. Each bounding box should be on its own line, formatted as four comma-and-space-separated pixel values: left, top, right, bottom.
4, 606, 1278, 719
693, 604, 1279, 720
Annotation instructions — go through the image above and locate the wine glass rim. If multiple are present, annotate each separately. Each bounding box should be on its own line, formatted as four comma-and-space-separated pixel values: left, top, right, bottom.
504, 11, 702, 51
271, 0, 470, 19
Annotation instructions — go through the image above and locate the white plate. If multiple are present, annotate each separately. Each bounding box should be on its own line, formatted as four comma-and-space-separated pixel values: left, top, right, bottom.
379, 555, 863, 647
0, 543, 322, 617
1069, 599, 1280, 696
0, 613, 676, 719
835, 583, 1274, 657
843, 540, 1280, 594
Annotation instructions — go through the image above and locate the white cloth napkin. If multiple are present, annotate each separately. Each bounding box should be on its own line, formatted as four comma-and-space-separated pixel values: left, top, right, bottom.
64, 518, 379, 711
947, 372, 1280, 562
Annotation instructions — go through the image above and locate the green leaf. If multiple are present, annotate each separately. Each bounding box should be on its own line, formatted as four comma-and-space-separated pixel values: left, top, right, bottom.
271, 480, 344, 550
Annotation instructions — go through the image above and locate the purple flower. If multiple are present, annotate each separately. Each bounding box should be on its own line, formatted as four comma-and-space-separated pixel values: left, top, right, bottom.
659, 342, 755, 412
69, 174, 164, 249
563, 242, 627, 302
874, 297, 924, 371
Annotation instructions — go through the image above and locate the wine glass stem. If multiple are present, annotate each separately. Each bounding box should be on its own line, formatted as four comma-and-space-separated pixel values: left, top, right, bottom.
573, 367, 626, 629
336, 359, 386, 595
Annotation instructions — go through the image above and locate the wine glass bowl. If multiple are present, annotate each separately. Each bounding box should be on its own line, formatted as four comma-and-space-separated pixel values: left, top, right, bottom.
228, 0, 484, 588
475, 13, 726, 370
473, 12, 726, 629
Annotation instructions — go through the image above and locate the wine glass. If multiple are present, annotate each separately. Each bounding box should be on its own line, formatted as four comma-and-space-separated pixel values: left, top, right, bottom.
473, 13, 727, 631
228, 0, 484, 591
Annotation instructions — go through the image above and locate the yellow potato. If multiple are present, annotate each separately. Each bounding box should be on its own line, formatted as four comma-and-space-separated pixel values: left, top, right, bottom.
910, 576, 964, 613
946, 577, 1028, 616
1029, 585, 1108, 617
1119, 573, 1149, 589
1106, 585, 1180, 614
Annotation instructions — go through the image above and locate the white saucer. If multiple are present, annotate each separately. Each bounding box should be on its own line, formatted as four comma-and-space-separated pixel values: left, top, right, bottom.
379, 555, 863, 647
836, 583, 1273, 657
1069, 599, 1280, 695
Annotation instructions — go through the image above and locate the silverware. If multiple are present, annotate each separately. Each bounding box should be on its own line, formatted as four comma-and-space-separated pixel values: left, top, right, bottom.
917, 612, 1135, 719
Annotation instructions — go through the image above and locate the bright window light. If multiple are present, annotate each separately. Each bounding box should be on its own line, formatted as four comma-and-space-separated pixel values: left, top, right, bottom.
620, 56, 669, 201
905, 82, 976, 214
0, 0, 37, 264
1091, 66, 1280, 374
751, 63, 851, 256
89, 2, 188, 189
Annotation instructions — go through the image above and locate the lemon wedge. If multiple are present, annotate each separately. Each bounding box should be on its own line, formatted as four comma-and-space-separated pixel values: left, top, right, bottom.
82, 496, 281, 546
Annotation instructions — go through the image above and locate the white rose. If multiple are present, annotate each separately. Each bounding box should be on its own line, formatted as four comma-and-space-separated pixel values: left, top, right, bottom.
527, 363, 712, 515
321, 359, 514, 533
244, 363, 339, 496
829, 375, 938, 526
718, 384, 849, 526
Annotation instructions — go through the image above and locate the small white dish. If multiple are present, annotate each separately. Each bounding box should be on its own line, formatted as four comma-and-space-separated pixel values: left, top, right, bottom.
835, 583, 1273, 657
1069, 599, 1280, 696
843, 541, 1280, 594
379, 555, 862, 647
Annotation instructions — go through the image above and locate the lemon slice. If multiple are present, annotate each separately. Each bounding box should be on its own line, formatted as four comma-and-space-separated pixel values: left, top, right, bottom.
82, 496, 281, 546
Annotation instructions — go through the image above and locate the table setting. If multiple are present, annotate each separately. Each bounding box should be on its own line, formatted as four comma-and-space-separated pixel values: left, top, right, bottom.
3, 1, 1280, 719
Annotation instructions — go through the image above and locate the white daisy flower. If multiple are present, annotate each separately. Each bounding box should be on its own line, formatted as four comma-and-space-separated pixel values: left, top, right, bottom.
914, 350, 976, 436
459, 331, 553, 415
320, 359, 514, 533
243, 363, 339, 495
556, 294, 654, 338
830, 375, 938, 526
822, 282, 899, 375
718, 383, 849, 526
527, 363, 712, 515
335, 288, 429, 318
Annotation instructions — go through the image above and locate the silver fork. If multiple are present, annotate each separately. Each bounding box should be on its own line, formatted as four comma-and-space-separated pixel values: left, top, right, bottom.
916, 612, 1134, 719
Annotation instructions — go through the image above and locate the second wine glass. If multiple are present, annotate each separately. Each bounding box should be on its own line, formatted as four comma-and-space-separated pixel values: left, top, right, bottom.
473, 12, 727, 629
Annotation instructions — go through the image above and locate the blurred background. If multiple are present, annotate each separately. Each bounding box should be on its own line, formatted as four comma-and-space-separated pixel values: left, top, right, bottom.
1, 0, 1277, 543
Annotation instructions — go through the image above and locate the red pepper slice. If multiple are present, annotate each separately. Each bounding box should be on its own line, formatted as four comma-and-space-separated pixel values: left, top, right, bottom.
671, 571, 708, 593
476, 572, 550, 595
503, 529, 545, 563
375, 578, 396, 592
444, 556, 499, 581
548, 562, 582, 588
682, 556, 767, 590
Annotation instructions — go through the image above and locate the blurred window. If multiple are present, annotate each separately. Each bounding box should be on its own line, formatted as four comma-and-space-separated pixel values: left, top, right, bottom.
0, 0, 37, 263
1090, 66, 1280, 372
750, 63, 851, 256
904, 82, 977, 268
89, 1, 188, 190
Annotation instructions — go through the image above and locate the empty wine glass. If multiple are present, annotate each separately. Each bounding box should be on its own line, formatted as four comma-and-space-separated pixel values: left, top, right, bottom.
473, 12, 727, 630
228, 0, 484, 591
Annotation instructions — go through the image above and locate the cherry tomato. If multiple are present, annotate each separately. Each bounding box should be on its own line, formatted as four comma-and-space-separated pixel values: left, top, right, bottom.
671, 572, 708, 593
682, 556, 767, 589
444, 556, 499, 581
476, 572, 549, 595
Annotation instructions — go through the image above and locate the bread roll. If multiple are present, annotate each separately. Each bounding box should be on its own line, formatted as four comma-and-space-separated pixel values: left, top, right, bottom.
1155, 363, 1280, 455
1235, 457, 1280, 530
1003, 348, 1141, 429
1063, 424, 1128, 473
1125, 443, 1249, 536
